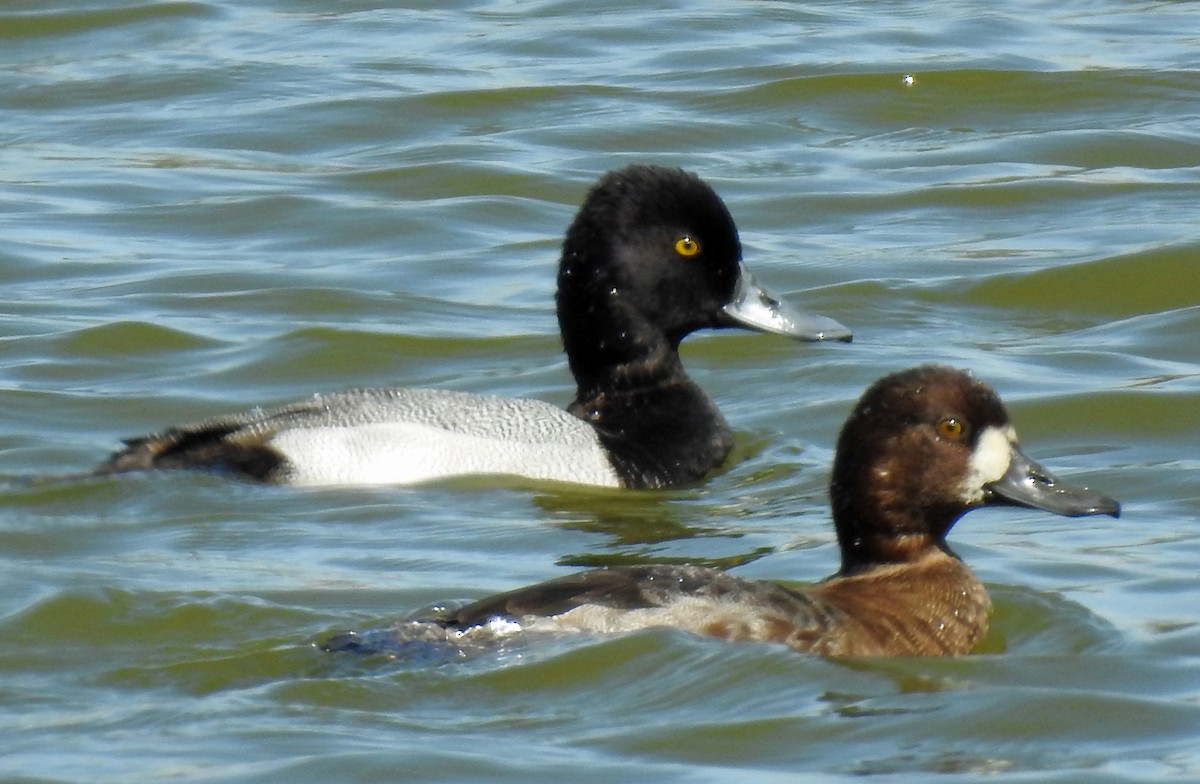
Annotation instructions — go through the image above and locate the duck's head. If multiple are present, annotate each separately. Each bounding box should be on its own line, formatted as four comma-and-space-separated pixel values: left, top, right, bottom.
556, 165, 850, 378
830, 365, 1120, 574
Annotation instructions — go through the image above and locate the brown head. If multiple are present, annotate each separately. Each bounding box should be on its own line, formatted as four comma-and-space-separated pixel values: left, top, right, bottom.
830, 365, 1120, 575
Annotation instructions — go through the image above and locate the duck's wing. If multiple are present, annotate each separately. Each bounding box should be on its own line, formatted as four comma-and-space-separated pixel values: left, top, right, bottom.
437, 566, 670, 627
323, 565, 839, 658
438, 564, 818, 628
319, 567, 684, 659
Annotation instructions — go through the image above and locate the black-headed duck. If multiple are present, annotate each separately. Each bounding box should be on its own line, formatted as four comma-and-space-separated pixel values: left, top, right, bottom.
324, 365, 1119, 658
93, 165, 850, 489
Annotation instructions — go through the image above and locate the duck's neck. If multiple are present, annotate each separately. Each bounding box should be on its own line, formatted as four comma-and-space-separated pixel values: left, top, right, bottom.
566, 347, 733, 490
558, 267, 686, 386
556, 257, 733, 487
830, 463, 966, 575
835, 528, 961, 577
565, 328, 681, 401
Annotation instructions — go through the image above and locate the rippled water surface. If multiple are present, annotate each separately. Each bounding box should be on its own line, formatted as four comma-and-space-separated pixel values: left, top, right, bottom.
2, 1, 1199, 781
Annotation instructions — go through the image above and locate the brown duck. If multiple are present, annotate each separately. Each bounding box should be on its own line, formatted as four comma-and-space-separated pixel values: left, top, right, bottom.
324, 365, 1120, 658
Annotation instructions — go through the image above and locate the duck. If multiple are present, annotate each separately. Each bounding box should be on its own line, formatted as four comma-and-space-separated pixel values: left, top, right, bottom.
322, 365, 1120, 658
91, 165, 851, 489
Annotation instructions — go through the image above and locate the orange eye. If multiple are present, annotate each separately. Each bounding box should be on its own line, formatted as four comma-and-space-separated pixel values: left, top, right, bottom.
674, 236, 700, 257
937, 417, 963, 439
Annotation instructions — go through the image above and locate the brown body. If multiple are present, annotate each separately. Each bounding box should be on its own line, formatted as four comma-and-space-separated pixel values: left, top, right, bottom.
425, 552, 989, 658
800, 553, 990, 656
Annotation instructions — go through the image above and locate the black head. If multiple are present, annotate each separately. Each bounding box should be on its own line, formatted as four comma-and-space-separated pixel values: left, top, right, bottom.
555, 165, 849, 391
556, 166, 742, 359
830, 365, 1119, 574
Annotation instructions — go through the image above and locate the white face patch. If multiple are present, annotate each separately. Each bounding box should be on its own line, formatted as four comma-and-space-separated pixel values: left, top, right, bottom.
960, 425, 1017, 503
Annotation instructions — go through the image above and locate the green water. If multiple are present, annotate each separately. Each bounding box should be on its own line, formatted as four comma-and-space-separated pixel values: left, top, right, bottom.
2, 1, 1199, 781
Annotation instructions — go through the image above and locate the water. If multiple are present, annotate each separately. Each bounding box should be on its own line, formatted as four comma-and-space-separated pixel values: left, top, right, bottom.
2, 0, 1198, 781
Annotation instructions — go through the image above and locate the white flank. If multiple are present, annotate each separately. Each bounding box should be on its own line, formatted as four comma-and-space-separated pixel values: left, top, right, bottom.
241, 388, 628, 488
270, 420, 621, 488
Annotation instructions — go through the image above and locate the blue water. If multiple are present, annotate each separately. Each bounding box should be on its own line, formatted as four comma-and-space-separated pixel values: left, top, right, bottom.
2, 1, 1199, 781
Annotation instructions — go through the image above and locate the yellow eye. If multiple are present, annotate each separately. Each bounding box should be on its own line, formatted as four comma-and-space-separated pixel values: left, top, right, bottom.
674, 236, 700, 257
937, 417, 963, 439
